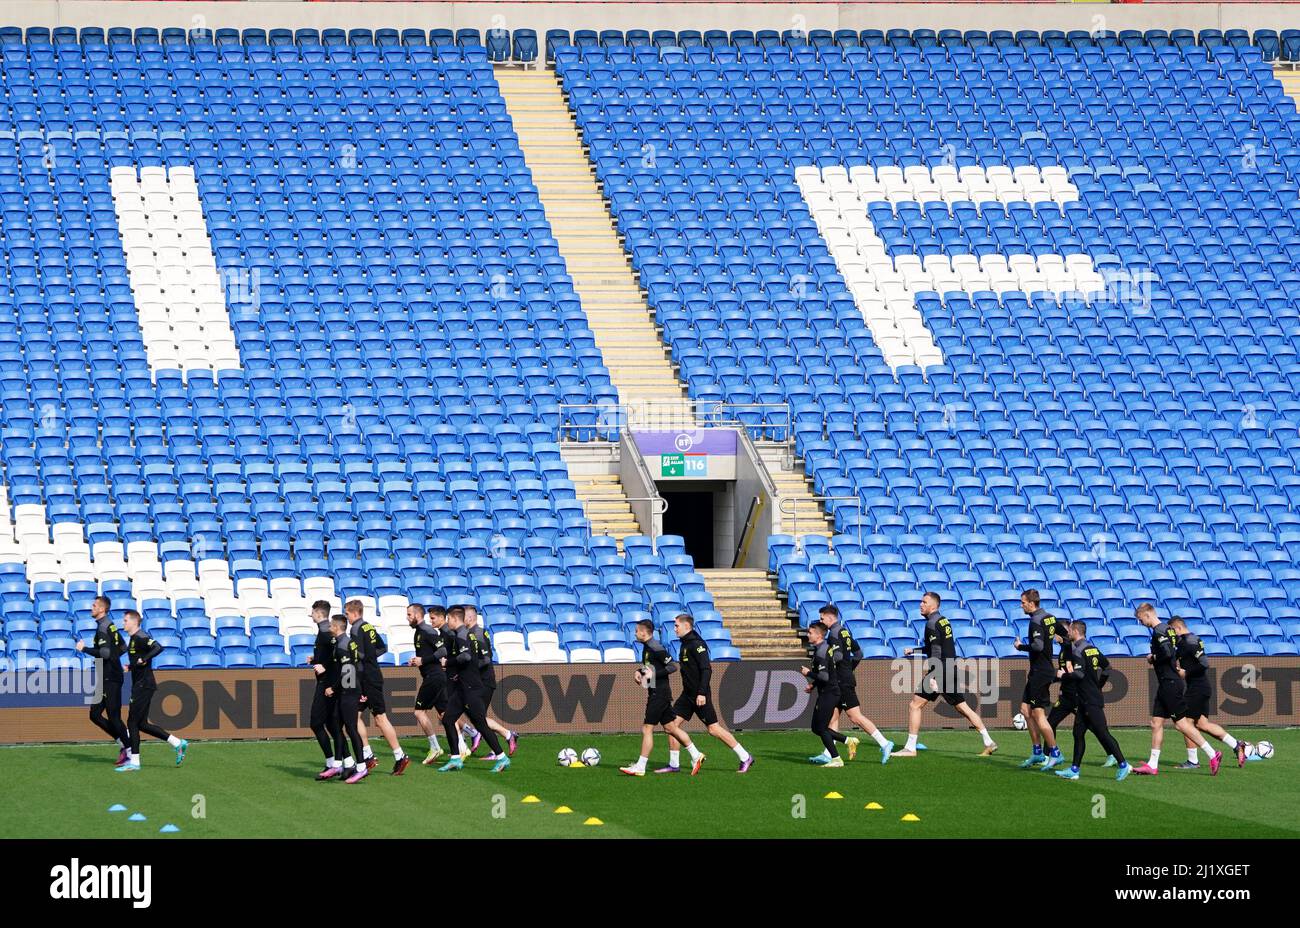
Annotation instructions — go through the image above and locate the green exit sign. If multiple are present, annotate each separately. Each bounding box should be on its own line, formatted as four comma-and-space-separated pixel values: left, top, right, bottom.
661, 453, 684, 477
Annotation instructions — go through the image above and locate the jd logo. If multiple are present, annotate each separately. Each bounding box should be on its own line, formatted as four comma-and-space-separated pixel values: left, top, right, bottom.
722, 666, 811, 727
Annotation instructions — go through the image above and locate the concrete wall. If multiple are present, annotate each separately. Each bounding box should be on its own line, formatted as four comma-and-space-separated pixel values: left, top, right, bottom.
3, 3, 1298, 37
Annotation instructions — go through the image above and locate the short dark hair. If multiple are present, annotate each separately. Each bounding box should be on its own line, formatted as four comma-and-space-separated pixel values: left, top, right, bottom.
1072, 620, 1088, 635
635, 619, 656, 634
330, 613, 347, 625
94, 595, 111, 609
311, 599, 331, 614
808, 621, 828, 635
819, 604, 839, 619
674, 613, 694, 627
447, 605, 465, 621
1022, 589, 1040, 606
427, 604, 445, 619
1170, 615, 1187, 630
923, 591, 941, 605
123, 609, 141, 623
408, 602, 425, 617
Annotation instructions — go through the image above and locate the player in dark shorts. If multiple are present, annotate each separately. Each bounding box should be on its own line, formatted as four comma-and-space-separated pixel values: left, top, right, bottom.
1171, 617, 1248, 769
328, 613, 370, 783
407, 603, 453, 766
801, 621, 849, 767
463, 605, 517, 759
662, 614, 752, 773
1014, 589, 1062, 769
115, 610, 188, 771
1052, 621, 1132, 782
813, 604, 893, 764
620, 619, 697, 776
1132, 603, 1221, 775
344, 599, 409, 775
436, 606, 509, 773
892, 592, 997, 758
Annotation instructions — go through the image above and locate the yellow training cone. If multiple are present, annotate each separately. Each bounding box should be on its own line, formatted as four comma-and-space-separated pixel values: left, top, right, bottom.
901, 813, 921, 822
583, 817, 604, 826
823, 791, 844, 800
554, 806, 573, 814
521, 795, 541, 804
864, 802, 884, 811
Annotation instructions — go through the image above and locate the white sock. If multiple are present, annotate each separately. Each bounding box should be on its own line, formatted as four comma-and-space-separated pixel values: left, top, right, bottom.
872, 730, 890, 748
979, 728, 995, 747
685, 743, 703, 761
1148, 749, 1161, 769
428, 735, 441, 751
329, 758, 341, 768
733, 744, 751, 762
343, 757, 355, 769
1188, 748, 1200, 764
130, 752, 140, 765
1222, 734, 1239, 749
634, 755, 648, 771
458, 736, 469, 754
668, 750, 680, 768
394, 747, 405, 761
167, 735, 182, 748
1200, 741, 1217, 759
363, 745, 374, 760
905, 734, 918, 751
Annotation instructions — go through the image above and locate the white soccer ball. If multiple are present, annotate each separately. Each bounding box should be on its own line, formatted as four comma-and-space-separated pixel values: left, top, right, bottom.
1012, 712, 1027, 731
581, 747, 601, 767
1256, 740, 1274, 760
557, 747, 578, 767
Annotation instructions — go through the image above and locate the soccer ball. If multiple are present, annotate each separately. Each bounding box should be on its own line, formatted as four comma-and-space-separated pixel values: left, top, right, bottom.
1256, 740, 1275, 759
557, 747, 578, 767
581, 747, 601, 767
1012, 713, 1027, 731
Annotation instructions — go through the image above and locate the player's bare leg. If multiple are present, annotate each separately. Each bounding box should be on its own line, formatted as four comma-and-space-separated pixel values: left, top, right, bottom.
664, 717, 705, 774
620, 724, 658, 776
1174, 715, 1221, 773
1032, 707, 1057, 752
890, 696, 928, 757
955, 700, 999, 755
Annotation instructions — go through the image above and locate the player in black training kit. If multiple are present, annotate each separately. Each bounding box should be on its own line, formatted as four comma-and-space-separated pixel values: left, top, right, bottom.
1171, 617, 1248, 769
893, 592, 997, 757
407, 603, 453, 765
463, 604, 518, 759
115, 610, 188, 771
437, 606, 509, 773
1043, 620, 1117, 768
621, 619, 695, 775
801, 621, 850, 767
345, 599, 409, 774
814, 604, 894, 764
307, 599, 347, 779
1053, 621, 1132, 781
328, 613, 370, 783
1014, 589, 1063, 769
1132, 603, 1222, 775
76, 594, 131, 765
663, 613, 753, 773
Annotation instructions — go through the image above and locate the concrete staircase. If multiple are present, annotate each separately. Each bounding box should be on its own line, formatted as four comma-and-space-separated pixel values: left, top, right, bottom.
1276, 65, 1300, 106
496, 68, 693, 425
756, 443, 835, 538
700, 569, 805, 659
570, 473, 642, 546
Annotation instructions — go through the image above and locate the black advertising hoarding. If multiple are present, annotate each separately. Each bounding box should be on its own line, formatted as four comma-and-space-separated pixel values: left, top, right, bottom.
1, 657, 1296, 743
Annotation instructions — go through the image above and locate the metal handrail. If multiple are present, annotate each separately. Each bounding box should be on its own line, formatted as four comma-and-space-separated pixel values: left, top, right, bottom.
733, 493, 764, 569
779, 494, 863, 547
557, 401, 791, 442
619, 496, 669, 552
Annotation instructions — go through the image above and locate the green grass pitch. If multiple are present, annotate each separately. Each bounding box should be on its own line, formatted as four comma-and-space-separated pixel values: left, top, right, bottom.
5, 728, 1297, 838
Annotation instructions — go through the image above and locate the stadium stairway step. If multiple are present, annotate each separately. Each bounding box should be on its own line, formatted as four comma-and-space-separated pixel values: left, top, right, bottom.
568, 472, 642, 551
755, 443, 836, 539
497, 67, 695, 427
698, 568, 805, 659
1275, 64, 1300, 106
